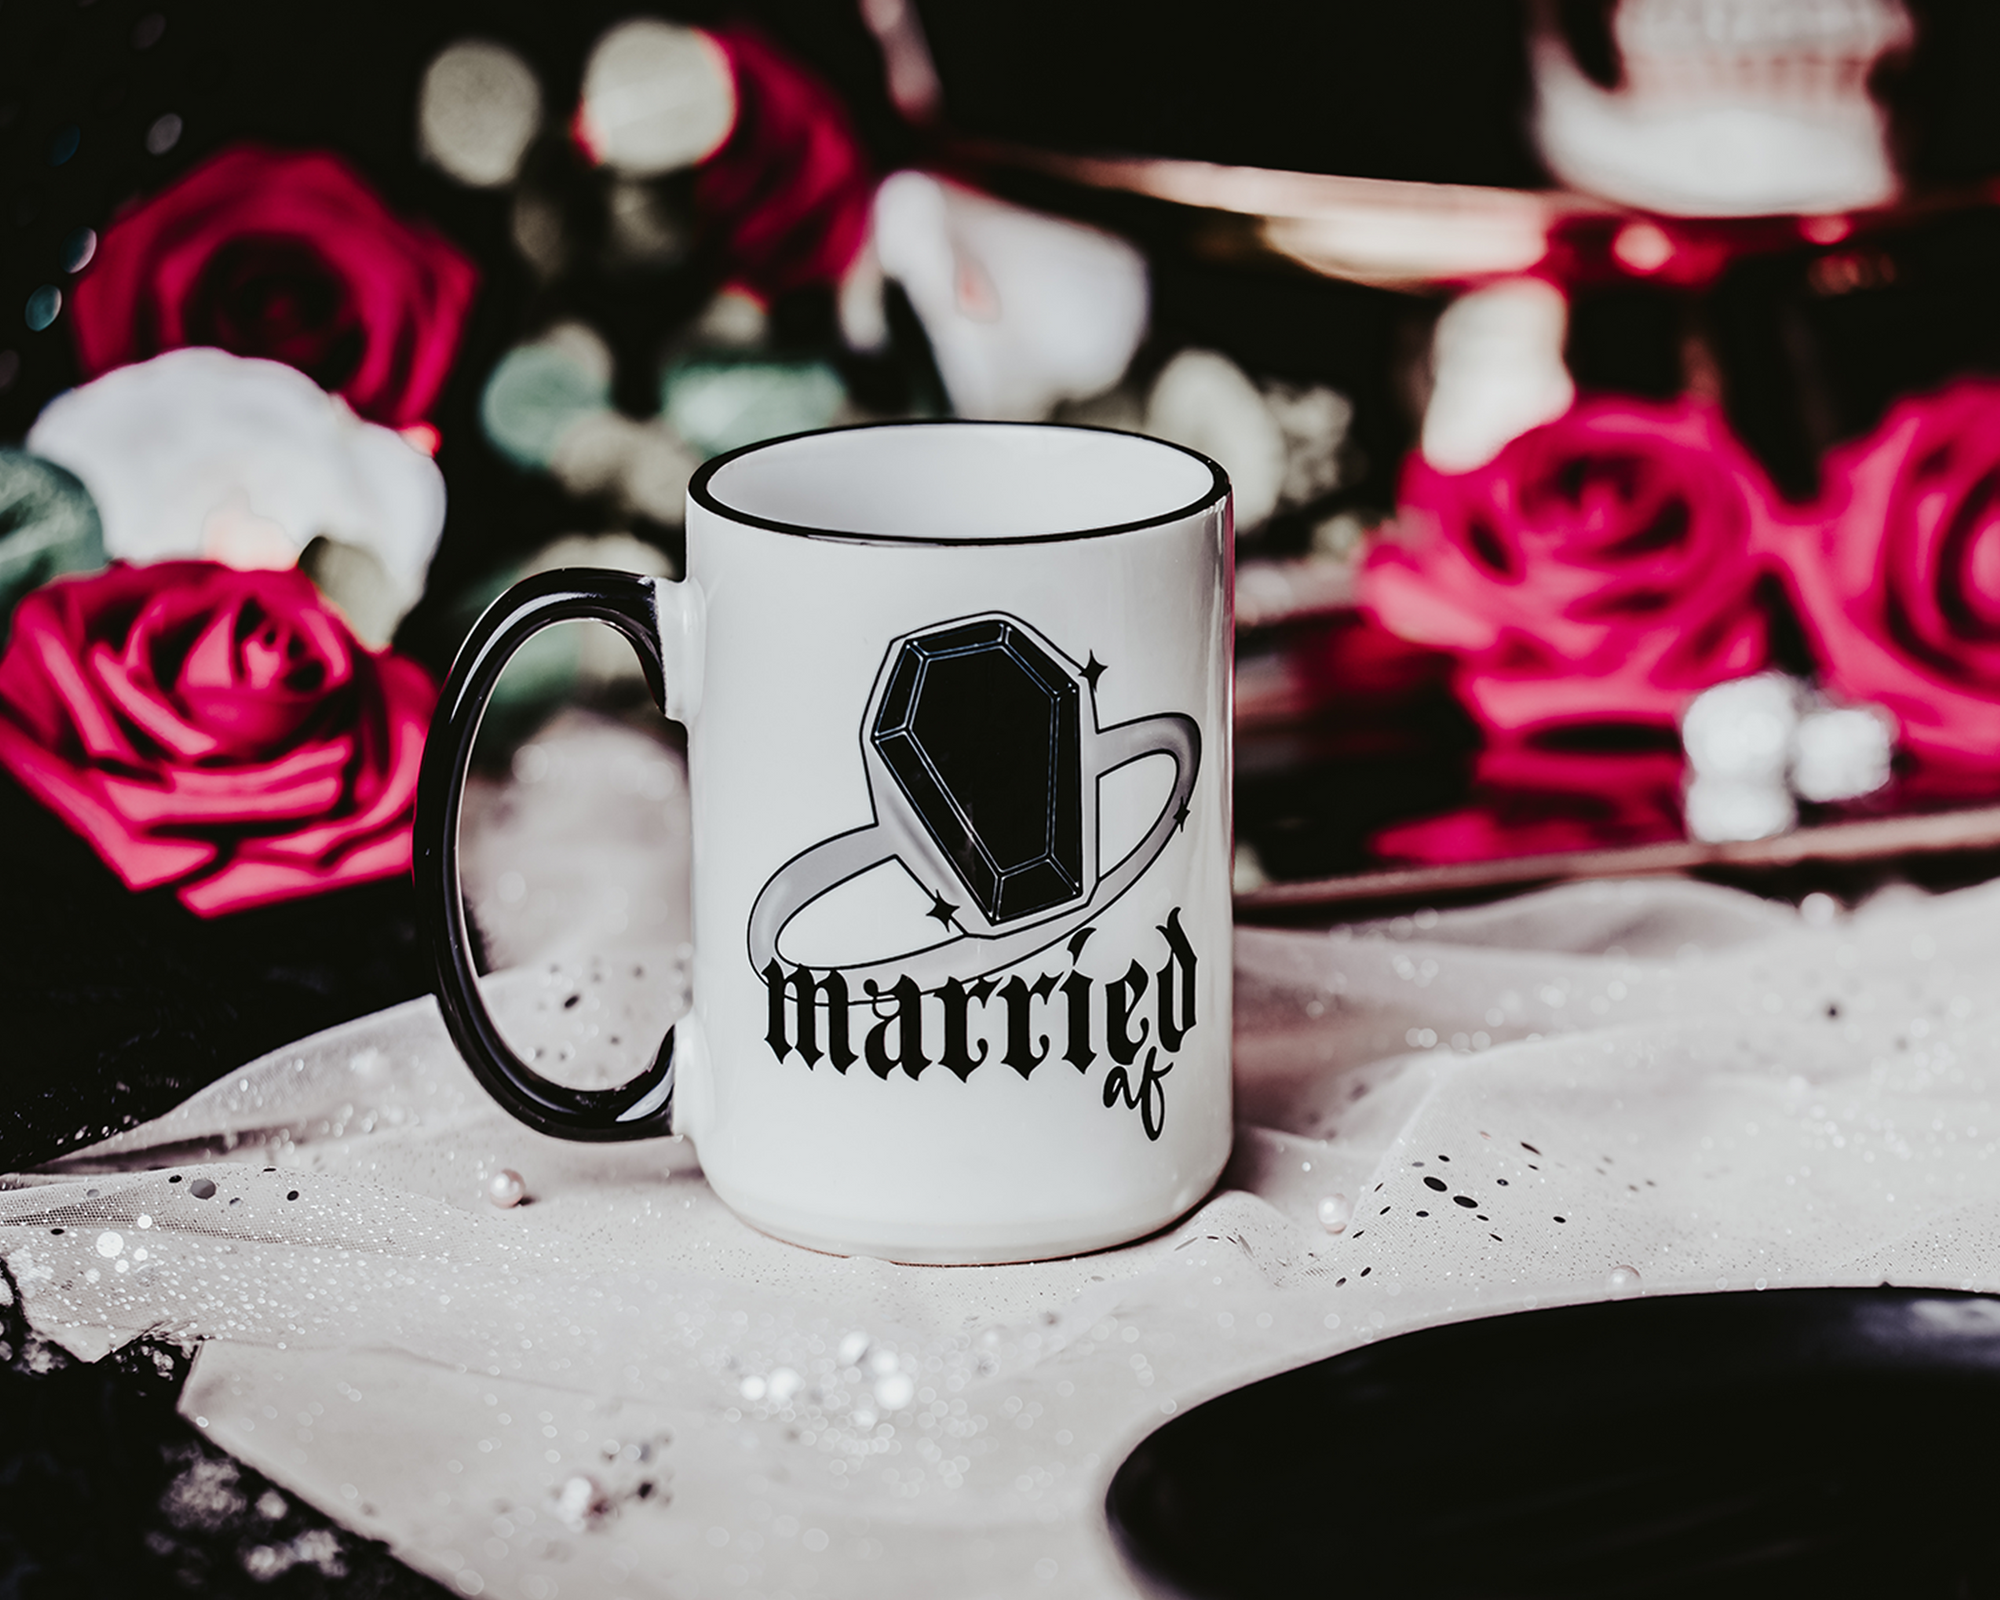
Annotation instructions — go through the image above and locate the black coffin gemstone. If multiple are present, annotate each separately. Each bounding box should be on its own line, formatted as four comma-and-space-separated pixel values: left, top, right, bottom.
873, 619, 1083, 924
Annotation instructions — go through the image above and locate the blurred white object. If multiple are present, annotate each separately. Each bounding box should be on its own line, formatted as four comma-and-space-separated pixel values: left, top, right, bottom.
478, 321, 700, 525
1017, 151, 1566, 288
1684, 775, 1796, 843
1267, 381, 1353, 510
1422, 278, 1575, 472
661, 360, 847, 460
577, 19, 736, 177
1682, 672, 1800, 785
1230, 840, 1271, 895
1261, 193, 1552, 288
870, 171, 1149, 421
1791, 703, 1895, 803
604, 177, 690, 268
1146, 350, 1286, 530
1681, 672, 1894, 841
1142, 351, 1353, 535
459, 706, 691, 974
691, 286, 770, 349
29, 348, 444, 636
418, 39, 543, 188
837, 241, 891, 353
479, 321, 616, 470
1533, 0, 1912, 216
857, 0, 943, 123
1233, 553, 1355, 629
549, 413, 700, 526
1682, 673, 1801, 841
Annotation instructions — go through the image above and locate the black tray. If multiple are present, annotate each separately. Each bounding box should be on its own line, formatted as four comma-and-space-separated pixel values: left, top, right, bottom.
1111, 1287, 2000, 1599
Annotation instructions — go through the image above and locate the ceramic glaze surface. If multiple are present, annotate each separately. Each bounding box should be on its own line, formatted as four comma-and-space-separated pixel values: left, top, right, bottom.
420, 422, 1234, 1262
678, 424, 1233, 1261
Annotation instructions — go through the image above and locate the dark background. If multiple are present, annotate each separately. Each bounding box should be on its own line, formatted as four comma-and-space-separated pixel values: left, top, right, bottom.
11, 0, 2000, 1114
14, 1, 2000, 1590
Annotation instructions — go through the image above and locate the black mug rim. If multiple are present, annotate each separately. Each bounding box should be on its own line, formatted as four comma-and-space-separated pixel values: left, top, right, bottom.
687, 419, 1231, 547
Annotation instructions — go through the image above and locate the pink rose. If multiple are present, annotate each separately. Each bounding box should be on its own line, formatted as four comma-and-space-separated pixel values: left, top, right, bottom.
0, 562, 434, 915
1370, 739, 1684, 864
71, 144, 478, 428
1781, 380, 2000, 801
1362, 398, 1772, 738
695, 24, 874, 298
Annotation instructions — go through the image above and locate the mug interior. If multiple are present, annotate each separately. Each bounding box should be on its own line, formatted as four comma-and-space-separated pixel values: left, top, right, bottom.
694, 422, 1224, 543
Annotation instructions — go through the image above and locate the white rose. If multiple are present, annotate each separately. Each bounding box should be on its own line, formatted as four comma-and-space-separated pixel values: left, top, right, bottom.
27, 347, 445, 642
868, 172, 1149, 422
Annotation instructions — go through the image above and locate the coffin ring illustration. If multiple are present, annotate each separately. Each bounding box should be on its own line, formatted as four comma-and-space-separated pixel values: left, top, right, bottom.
746, 613, 1200, 989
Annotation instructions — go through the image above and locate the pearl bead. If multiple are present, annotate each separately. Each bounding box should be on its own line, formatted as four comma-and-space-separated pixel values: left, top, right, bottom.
1316, 1195, 1351, 1234
486, 1169, 527, 1208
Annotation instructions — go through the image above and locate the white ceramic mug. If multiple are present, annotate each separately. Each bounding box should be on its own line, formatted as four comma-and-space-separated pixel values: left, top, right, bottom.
415, 422, 1234, 1262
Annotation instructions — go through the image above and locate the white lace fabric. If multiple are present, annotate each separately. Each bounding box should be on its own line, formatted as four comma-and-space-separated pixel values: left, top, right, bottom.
6, 713, 2000, 1599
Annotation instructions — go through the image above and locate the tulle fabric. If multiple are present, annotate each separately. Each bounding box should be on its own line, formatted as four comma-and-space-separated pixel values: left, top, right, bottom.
7, 715, 1998, 1597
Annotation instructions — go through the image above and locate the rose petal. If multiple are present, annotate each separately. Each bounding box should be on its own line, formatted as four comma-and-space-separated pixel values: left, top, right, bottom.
89, 642, 224, 759
1360, 545, 1504, 654
0, 558, 438, 912
18, 597, 145, 764
1393, 399, 1766, 660
70, 144, 478, 428
291, 601, 355, 686
1366, 396, 1778, 764
179, 825, 411, 916
1783, 378, 2000, 791
97, 737, 352, 827
169, 578, 341, 752
1370, 740, 1683, 864
0, 716, 216, 888
1371, 800, 1679, 864
253, 656, 430, 859
694, 25, 874, 298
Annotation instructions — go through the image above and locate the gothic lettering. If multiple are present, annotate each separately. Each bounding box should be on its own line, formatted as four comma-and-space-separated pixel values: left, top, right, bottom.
999, 973, 1058, 1079
936, 977, 991, 1082
1105, 960, 1151, 1066
762, 960, 856, 1072
1102, 1046, 1171, 1141
757, 910, 1198, 1127
863, 976, 929, 1080
1156, 907, 1198, 1052
1062, 969, 1094, 1073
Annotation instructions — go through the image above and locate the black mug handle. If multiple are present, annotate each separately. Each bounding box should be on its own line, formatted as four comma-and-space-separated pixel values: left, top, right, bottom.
413, 568, 678, 1141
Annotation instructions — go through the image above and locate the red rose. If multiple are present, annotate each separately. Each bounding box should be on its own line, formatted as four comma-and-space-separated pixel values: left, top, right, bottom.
71, 144, 478, 428
1370, 740, 1684, 864
1362, 398, 1772, 738
695, 24, 874, 298
0, 562, 434, 915
1780, 380, 2000, 801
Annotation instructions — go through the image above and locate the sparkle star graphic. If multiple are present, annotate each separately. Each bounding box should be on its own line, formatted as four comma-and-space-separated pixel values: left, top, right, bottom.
925, 890, 959, 927
1080, 653, 1107, 692
1173, 797, 1192, 832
